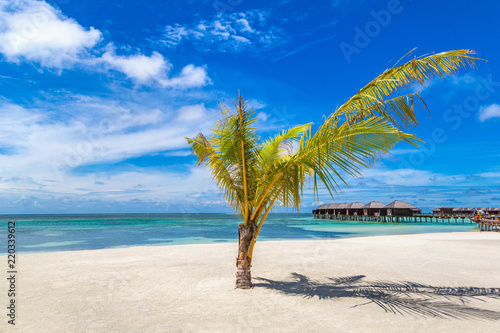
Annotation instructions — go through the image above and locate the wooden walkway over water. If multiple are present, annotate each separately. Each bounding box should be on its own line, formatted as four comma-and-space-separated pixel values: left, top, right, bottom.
473, 218, 500, 231
313, 213, 474, 224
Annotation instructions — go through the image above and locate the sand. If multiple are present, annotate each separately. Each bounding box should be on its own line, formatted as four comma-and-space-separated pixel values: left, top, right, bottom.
3, 232, 500, 332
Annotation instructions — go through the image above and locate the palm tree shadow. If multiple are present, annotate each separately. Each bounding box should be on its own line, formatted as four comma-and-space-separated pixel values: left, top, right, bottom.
254, 273, 500, 320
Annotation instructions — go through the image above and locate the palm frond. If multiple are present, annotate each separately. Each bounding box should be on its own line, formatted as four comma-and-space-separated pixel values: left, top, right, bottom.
186, 133, 244, 212
334, 49, 482, 127
187, 93, 260, 222
251, 116, 416, 216
187, 49, 482, 230
299, 116, 416, 200
258, 123, 311, 169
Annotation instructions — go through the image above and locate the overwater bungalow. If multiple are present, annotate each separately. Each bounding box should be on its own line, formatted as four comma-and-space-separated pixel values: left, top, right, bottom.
432, 207, 475, 216
433, 207, 454, 215
313, 204, 327, 215
334, 203, 350, 215
486, 207, 500, 216
347, 202, 364, 216
362, 201, 386, 216
313, 200, 421, 219
313, 201, 475, 224
384, 200, 422, 216
325, 203, 339, 214
453, 207, 474, 215
313, 203, 345, 216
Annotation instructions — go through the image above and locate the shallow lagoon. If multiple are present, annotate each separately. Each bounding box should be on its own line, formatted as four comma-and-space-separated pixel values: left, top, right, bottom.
0, 213, 477, 253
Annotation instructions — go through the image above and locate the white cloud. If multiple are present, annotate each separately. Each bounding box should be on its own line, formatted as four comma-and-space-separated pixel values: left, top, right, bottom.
101, 49, 210, 88
0, 0, 210, 89
478, 171, 500, 178
257, 111, 269, 122
360, 168, 439, 186
479, 103, 500, 121
0, 165, 222, 212
160, 10, 284, 53
163, 150, 192, 157
0, 96, 225, 212
236, 18, 253, 33
162, 24, 191, 47
175, 104, 207, 122
0, 0, 101, 68
0, 100, 217, 181
101, 51, 170, 84
159, 64, 211, 88
450, 73, 477, 86
248, 99, 267, 110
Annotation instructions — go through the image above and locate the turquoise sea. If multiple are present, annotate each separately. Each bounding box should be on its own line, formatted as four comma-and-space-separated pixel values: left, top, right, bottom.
1, 214, 477, 254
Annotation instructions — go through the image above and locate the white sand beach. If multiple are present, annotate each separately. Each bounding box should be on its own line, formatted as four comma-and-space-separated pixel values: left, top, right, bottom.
4, 232, 500, 332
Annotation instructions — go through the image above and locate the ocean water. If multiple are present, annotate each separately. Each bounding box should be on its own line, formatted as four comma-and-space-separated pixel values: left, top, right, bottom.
0, 214, 477, 254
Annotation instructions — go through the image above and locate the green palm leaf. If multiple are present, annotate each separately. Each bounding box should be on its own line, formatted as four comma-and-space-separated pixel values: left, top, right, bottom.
185, 49, 483, 288
334, 49, 482, 128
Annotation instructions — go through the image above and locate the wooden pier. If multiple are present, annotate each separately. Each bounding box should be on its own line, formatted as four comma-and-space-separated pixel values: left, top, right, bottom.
312, 213, 474, 224
472, 218, 500, 231
312, 201, 500, 225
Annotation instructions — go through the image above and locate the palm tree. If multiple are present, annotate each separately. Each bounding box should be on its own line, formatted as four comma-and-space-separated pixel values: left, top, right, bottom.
186, 50, 481, 289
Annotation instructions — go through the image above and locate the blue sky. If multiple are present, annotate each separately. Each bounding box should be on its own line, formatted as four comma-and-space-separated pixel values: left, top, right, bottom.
0, 0, 500, 214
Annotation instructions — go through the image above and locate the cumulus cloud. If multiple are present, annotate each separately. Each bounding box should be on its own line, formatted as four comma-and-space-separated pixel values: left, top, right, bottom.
479, 103, 500, 121
101, 51, 170, 84
0, 95, 224, 212
101, 49, 210, 87
160, 10, 284, 53
0, 166, 222, 213
0, 0, 101, 67
0, 0, 210, 88
0, 100, 217, 182
159, 64, 211, 88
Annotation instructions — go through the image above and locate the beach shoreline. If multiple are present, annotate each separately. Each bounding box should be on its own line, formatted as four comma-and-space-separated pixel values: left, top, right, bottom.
3, 232, 500, 332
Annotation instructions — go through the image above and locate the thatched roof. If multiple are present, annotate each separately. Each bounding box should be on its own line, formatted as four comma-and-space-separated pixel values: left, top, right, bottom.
326, 203, 340, 209
348, 202, 364, 209
384, 200, 418, 209
335, 203, 350, 209
316, 203, 343, 210
319, 200, 423, 211
362, 201, 385, 209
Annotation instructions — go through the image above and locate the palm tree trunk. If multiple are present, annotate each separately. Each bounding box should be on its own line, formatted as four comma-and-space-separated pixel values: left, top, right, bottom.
236, 223, 256, 289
